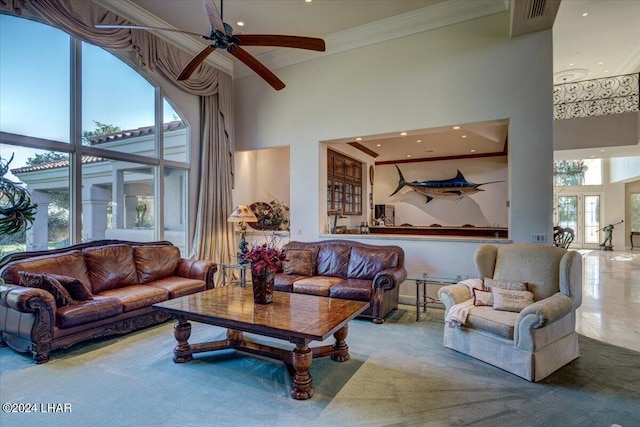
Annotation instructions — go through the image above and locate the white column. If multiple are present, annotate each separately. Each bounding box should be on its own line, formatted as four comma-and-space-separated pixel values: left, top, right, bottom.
26, 190, 51, 251
82, 185, 111, 241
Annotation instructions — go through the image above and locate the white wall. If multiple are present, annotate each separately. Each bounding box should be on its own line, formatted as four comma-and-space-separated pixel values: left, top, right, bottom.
233, 12, 554, 303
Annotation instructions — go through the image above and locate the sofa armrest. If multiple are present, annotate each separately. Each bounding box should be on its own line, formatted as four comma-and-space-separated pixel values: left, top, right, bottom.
373, 267, 407, 291
176, 260, 218, 289
438, 284, 473, 310
1, 283, 57, 312
514, 292, 574, 351
0, 283, 56, 344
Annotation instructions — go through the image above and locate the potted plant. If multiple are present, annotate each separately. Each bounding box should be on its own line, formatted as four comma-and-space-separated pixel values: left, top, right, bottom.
240, 241, 287, 304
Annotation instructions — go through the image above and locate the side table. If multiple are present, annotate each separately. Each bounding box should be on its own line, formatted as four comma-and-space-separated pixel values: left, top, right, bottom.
219, 262, 251, 287
408, 274, 467, 321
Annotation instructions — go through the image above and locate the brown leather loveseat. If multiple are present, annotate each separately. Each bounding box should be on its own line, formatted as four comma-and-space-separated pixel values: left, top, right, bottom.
0, 240, 216, 363
276, 240, 407, 323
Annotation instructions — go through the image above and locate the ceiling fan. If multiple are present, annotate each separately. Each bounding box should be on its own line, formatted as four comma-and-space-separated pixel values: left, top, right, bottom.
96, 0, 325, 90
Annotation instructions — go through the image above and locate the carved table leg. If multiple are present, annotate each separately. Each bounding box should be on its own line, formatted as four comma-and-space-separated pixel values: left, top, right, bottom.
173, 316, 192, 363
331, 324, 350, 362
290, 339, 314, 400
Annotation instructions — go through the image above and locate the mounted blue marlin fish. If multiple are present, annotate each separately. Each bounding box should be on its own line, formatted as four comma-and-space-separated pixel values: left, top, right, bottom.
390, 165, 503, 203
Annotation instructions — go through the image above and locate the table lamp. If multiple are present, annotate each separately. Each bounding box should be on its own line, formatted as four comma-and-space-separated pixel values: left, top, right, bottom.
227, 204, 258, 256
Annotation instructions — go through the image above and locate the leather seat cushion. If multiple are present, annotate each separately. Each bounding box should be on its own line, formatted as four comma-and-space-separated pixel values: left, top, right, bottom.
56, 296, 123, 329
347, 246, 398, 280
329, 279, 372, 301
147, 277, 205, 299
274, 274, 307, 292
133, 245, 181, 284
315, 245, 351, 278
96, 285, 168, 312
292, 276, 344, 297
466, 306, 518, 339
83, 245, 139, 293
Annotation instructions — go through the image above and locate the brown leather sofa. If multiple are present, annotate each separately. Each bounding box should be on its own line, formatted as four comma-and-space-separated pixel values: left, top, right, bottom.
0, 240, 217, 363
276, 240, 407, 323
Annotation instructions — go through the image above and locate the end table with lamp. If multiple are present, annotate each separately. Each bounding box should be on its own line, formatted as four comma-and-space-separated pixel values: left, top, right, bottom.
223, 204, 258, 286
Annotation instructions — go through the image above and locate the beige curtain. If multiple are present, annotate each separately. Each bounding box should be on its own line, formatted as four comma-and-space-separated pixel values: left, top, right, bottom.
1, 0, 235, 262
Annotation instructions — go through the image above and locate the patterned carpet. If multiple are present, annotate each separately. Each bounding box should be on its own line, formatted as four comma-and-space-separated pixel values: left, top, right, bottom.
1, 307, 638, 427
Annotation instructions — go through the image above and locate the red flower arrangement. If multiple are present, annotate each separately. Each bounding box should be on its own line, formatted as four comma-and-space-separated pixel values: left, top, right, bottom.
240, 243, 288, 275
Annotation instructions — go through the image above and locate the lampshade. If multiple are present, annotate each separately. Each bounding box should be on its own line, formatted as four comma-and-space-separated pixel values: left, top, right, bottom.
227, 204, 258, 223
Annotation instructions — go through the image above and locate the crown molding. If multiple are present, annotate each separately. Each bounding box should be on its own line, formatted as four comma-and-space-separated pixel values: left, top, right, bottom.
93, 0, 234, 75
235, 0, 509, 78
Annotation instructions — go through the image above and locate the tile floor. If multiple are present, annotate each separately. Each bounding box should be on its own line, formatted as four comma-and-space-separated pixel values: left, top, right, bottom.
576, 249, 640, 352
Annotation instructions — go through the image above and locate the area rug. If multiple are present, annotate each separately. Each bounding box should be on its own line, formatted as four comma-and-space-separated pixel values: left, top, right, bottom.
1, 308, 638, 427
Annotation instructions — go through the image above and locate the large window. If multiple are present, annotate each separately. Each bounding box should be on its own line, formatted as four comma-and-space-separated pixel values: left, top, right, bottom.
0, 14, 190, 256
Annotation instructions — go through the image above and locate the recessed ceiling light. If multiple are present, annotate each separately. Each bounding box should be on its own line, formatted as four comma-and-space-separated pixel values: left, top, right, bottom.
406, 154, 412, 158
453, 126, 460, 130
355, 137, 362, 141
237, 21, 245, 27
376, 144, 382, 147
400, 132, 407, 136
582, 12, 588, 17
461, 135, 467, 139
470, 149, 476, 153
598, 61, 603, 65
569, 63, 574, 66
590, 155, 596, 158
416, 139, 422, 143
305, 0, 313, 3
600, 149, 606, 152
604, 70, 609, 73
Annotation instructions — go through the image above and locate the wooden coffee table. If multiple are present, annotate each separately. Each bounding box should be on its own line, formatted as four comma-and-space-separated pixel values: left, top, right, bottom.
152, 286, 368, 400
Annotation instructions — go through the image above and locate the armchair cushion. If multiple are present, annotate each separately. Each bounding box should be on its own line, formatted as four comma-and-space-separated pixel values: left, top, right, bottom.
347, 246, 398, 280
491, 287, 534, 312
473, 288, 493, 306
483, 277, 528, 291
83, 245, 138, 293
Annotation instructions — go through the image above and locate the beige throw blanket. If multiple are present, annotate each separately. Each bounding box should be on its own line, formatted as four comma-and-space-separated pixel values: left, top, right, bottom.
444, 278, 484, 328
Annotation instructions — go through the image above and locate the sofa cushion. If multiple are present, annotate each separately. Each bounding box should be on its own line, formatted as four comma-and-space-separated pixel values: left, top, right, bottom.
347, 246, 398, 280
274, 274, 306, 292
83, 245, 139, 293
282, 249, 314, 276
133, 245, 181, 284
48, 274, 94, 301
2, 250, 91, 289
466, 306, 518, 339
96, 285, 168, 312
329, 279, 372, 301
18, 271, 75, 307
292, 276, 344, 297
56, 296, 123, 329
147, 277, 205, 299
316, 244, 351, 278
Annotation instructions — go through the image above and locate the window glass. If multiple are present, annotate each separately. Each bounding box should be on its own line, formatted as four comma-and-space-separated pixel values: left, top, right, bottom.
0, 16, 70, 142
82, 42, 155, 157
82, 161, 155, 242
1, 145, 70, 254
163, 98, 188, 162
164, 167, 188, 256
583, 159, 602, 185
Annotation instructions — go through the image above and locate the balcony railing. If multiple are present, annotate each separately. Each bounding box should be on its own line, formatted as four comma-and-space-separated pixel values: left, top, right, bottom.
553, 73, 639, 120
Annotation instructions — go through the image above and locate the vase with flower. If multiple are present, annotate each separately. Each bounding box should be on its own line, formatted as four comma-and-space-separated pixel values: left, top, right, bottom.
240, 242, 287, 304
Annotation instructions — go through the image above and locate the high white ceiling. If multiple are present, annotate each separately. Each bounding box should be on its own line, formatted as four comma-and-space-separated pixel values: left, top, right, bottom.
101, 0, 640, 161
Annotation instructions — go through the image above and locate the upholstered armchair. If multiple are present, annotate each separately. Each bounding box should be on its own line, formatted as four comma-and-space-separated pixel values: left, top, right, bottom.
437, 243, 583, 382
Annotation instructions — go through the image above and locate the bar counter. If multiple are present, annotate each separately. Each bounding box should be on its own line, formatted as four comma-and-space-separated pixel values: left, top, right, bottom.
368, 225, 508, 238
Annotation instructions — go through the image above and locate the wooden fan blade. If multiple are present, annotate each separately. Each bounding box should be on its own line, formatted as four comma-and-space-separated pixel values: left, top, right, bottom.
95, 24, 207, 39
177, 46, 216, 81
235, 35, 326, 51
229, 47, 285, 90
202, 0, 225, 32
